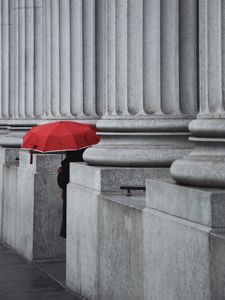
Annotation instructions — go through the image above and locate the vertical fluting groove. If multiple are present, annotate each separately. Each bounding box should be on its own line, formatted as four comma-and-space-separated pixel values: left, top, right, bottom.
199, 0, 209, 114
44, 0, 52, 117
115, 0, 129, 115
25, 0, 34, 117
34, 0, 44, 117
0, 0, 2, 118
70, 0, 84, 116
18, 0, 26, 118
59, 0, 71, 116
161, 0, 180, 114
51, 0, 60, 116
143, 0, 161, 114
179, 0, 198, 115
95, 0, 105, 116
2, 0, 9, 118
127, 0, 144, 115
14, 0, 19, 118
103, 0, 109, 116
106, 0, 116, 115
222, 0, 225, 110
207, 0, 223, 113
83, 0, 96, 116
9, 0, 15, 117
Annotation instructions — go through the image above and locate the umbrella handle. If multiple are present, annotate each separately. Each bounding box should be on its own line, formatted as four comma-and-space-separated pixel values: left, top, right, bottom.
30, 145, 37, 164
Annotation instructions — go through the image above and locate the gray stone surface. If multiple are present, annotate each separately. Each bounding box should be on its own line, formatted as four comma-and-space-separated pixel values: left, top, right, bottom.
70, 162, 170, 193
144, 179, 225, 300
0, 1, 102, 121
67, 182, 145, 300
84, 128, 194, 167
83, 0, 198, 167
2, 162, 19, 249
2, 151, 66, 262
0, 148, 19, 239
171, 1, 225, 188
66, 181, 99, 300
146, 178, 225, 227
210, 233, 225, 300
143, 209, 211, 300
67, 163, 170, 300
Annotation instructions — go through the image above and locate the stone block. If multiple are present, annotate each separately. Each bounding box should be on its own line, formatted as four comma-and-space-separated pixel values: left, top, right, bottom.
66, 163, 169, 300
2, 162, 19, 248
144, 179, 225, 300
3, 151, 65, 262
146, 178, 225, 227
66, 182, 99, 300
67, 181, 145, 300
0, 147, 19, 238
70, 162, 170, 193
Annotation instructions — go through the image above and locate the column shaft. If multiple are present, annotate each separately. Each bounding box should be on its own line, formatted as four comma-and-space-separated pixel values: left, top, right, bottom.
83, 0, 96, 116
2, 0, 9, 118
34, 0, 44, 117
171, 0, 225, 187
18, 0, 26, 118
70, 0, 83, 116
59, 0, 71, 116
84, 0, 198, 167
25, 0, 34, 117
0, 0, 102, 123
44, 0, 52, 117
50, 0, 60, 117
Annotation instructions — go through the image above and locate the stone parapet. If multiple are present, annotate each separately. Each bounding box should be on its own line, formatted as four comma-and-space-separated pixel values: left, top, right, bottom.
0, 147, 19, 239
1, 151, 65, 262
144, 178, 225, 300
66, 163, 170, 300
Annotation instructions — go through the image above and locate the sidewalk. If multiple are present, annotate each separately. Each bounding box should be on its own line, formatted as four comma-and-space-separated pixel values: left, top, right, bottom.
0, 242, 83, 300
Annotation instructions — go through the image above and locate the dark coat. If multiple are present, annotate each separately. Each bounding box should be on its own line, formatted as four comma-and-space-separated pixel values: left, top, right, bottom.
57, 150, 85, 238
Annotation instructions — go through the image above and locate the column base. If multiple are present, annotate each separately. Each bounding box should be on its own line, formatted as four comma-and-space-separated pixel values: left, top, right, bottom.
84, 118, 194, 167
84, 132, 193, 167
171, 137, 225, 188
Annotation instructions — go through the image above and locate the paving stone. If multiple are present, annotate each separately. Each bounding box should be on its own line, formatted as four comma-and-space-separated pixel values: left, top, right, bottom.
0, 243, 84, 300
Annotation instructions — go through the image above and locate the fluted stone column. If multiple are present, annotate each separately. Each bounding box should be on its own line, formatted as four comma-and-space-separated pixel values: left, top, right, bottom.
0, 0, 103, 148
0, 0, 102, 125
171, 0, 225, 188
84, 0, 198, 167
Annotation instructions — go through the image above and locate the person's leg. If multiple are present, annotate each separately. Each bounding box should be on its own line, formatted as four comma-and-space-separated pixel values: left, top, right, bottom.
59, 190, 66, 238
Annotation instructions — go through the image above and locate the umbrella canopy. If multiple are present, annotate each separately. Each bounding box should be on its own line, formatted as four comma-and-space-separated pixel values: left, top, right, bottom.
22, 121, 100, 154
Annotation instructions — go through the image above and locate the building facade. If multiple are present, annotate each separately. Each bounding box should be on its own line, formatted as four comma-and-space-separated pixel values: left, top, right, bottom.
1, 1, 225, 300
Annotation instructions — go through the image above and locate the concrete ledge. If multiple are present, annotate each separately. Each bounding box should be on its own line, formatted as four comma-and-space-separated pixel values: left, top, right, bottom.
146, 178, 225, 227
70, 162, 170, 193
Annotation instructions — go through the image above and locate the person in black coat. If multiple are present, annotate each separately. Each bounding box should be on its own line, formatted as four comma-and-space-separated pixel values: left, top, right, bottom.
57, 149, 85, 238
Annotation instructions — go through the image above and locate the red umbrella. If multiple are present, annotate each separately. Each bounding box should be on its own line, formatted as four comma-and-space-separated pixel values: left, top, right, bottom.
22, 121, 100, 163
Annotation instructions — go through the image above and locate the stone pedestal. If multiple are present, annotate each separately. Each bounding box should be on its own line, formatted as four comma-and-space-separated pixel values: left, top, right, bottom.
0, 147, 19, 238
66, 163, 169, 300
2, 151, 65, 262
144, 178, 225, 300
